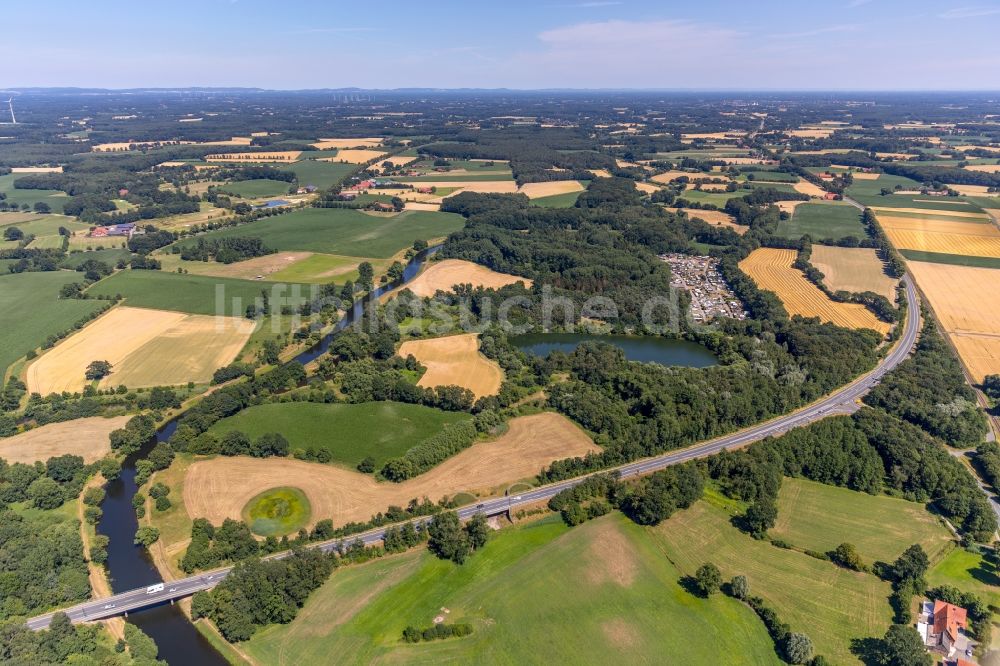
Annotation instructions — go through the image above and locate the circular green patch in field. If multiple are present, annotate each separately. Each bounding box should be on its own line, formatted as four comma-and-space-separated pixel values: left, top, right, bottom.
242, 487, 311, 537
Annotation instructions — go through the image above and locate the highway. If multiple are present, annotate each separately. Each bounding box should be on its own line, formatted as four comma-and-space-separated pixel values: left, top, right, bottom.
26, 275, 920, 631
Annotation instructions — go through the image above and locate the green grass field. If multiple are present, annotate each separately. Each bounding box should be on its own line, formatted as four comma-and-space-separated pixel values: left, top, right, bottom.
281, 160, 358, 189
87, 270, 311, 316
242, 487, 312, 537
269, 253, 393, 284
393, 173, 515, 182
205, 401, 472, 468
651, 496, 893, 664
0, 271, 105, 377
175, 208, 466, 258
776, 202, 867, 240
239, 514, 781, 664
0, 214, 86, 237
218, 179, 292, 199
532, 191, 582, 208
927, 546, 1000, 609
61, 248, 134, 269
899, 250, 1000, 269
772, 477, 953, 565
0, 174, 69, 214
742, 171, 799, 183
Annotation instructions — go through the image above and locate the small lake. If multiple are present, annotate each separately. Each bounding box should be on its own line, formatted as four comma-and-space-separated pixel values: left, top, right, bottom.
510, 333, 717, 368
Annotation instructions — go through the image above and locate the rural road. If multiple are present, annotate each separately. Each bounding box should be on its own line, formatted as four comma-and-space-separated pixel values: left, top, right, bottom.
26, 275, 920, 631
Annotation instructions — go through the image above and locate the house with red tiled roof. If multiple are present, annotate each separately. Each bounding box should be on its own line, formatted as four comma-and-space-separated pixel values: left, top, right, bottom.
919, 600, 971, 660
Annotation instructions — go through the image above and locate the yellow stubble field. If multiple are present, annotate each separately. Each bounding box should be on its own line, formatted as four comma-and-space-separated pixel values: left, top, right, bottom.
809, 246, 899, 299
402, 259, 532, 297
907, 261, 1000, 382
26, 307, 255, 394
739, 248, 890, 334
398, 333, 504, 398
876, 216, 1000, 258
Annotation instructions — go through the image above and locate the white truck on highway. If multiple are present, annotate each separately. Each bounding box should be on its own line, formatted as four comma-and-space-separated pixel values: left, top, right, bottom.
146, 583, 165, 595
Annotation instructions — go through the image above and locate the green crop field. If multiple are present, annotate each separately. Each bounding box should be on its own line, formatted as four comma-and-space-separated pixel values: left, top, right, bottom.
238, 514, 781, 665
218, 179, 292, 199
87, 270, 312, 316
927, 546, 1000, 609
776, 202, 867, 240
0, 214, 86, 237
242, 487, 311, 537
175, 207, 466, 258
531, 191, 582, 208
281, 159, 358, 189
772, 477, 953, 564
268, 253, 393, 284
900, 250, 1000, 269
651, 497, 893, 664
0, 271, 105, 377
206, 401, 471, 468
0, 174, 69, 214
61, 248, 134, 269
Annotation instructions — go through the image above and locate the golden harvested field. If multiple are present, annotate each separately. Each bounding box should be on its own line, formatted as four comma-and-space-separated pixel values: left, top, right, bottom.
320, 149, 387, 164
871, 206, 988, 220
778, 200, 808, 215
205, 151, 301, 162
950, 334, 1000, 384
792, 181, 827, 197
0, 416, 129, 464
787, 128, 836, 138
686, 209, 747, 235
518, 180, 586, 199
874, 152, 915, 160
588, 168, 613, 178
681, 131, 745, 139
399, 180, 518, 195
182, 412, 598, 529
651, 170, 701, 184
686, 182, 730, 192
403, 202, 440, 211
403, 259, 532, 297
310, 138, 383, 149
398, 333, 504, 398
739, 248, 890, 334
907, 261, 1000, 382
634, 182, 660, 194
161, 251, 313, 280
851, 172, 881, 180
11, 166, 63, 173
26, 307, 255, 394
946, 184, 994, 196
964, 164, 1000, 173
378, 155, 418, 167
877, 216, 1000, 258
809, 246, 898, 299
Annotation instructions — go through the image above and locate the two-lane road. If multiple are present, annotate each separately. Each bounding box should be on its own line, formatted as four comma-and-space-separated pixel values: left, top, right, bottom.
26, 275, 919, 631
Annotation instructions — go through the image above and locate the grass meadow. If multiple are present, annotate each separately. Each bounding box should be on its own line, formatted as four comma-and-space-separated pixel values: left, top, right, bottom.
218, 179, 292, 199
281, 160, 358, 189
772, 477, 953, 564
927, 546, 1000, 609
175, 208, 466, 258
238, 514, 781, 665
205, 401, 472, 468
0, 271, 105, 377
899, 250, 1000, 269
0, 174, 69, 213
776, 202, 867, 240
242, 487, 312, 537
532, 191, 583, 208
87, 270, 312, 316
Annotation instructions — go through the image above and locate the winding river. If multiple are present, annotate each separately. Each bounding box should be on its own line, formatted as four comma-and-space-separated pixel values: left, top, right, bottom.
95, 247, 439, 665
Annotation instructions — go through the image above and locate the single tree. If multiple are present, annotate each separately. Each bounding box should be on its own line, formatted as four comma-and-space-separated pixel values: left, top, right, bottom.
85, 360, 113, 380
694, 563, 722, 596
783, 632, 814, 664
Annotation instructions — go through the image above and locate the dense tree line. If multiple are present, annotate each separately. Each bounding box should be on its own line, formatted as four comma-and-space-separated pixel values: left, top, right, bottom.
190, 549, 335, 642
864, 315, 987, 447
179, 236, 275, 264
0, 613, 163, 665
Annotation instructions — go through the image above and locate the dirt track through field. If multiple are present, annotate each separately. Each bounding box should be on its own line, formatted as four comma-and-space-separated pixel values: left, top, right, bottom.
403, 259, 532, 297
398, 333, 504, 398
0, 416, 129, 464
182, 412, 598, 529
739, 248, 890, 334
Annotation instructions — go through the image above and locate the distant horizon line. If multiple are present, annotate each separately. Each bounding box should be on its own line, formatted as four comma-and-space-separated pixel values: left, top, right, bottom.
3, 86, 1000, 95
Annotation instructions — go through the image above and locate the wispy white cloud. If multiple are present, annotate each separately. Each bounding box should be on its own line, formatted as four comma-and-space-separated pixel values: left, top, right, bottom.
939, 6, 1000, 18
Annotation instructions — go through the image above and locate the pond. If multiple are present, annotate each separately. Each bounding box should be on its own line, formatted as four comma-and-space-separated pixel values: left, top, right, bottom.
509, 333, 717, 368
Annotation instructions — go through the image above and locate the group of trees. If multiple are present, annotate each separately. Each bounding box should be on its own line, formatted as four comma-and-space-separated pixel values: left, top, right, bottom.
426, 511, 490, 564
178, 236, 275, 264
0, 613, 163, 665
191, 548, 335, 642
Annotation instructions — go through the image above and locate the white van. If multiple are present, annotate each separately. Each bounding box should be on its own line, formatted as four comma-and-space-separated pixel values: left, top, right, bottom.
146, 583, 165, 595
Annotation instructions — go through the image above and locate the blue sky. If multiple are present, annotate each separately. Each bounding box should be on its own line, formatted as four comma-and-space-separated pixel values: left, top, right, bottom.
3, 0, 999, 89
